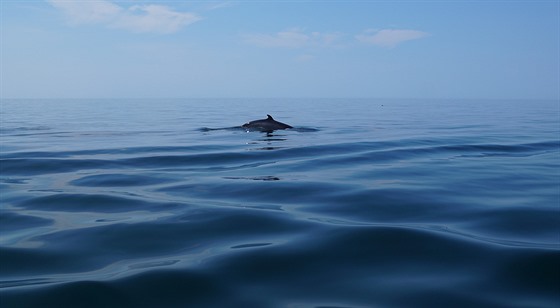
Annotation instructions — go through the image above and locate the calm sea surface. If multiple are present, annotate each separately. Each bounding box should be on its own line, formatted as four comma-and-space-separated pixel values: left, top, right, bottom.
1, 98, 559, 307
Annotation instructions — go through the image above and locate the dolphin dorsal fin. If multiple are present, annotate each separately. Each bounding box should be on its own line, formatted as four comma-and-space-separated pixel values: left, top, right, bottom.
267, 114, 274, 120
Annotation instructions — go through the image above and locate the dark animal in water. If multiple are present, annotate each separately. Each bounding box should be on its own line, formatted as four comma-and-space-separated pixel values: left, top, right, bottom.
242, 114, 293, 132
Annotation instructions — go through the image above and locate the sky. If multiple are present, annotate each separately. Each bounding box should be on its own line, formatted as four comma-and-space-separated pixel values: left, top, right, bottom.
1, 0, 559, 99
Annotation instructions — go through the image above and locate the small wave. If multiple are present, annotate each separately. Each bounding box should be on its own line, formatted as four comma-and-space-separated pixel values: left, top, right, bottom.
292, 127, 320, 132
70, 173, 174, 187
197, 126, 243, 132
440, 140, 560, 158
231, 243, 273, 249
0, 145, 233, 159
128, 260, 180, 270
223, 176, 281, 181
0, 278, 53, 288
0, 126, 51, 135
0, 158, 113, 175
15, 193, 181, 213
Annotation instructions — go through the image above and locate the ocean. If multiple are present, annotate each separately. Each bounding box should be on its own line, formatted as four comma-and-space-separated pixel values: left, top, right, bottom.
1, 98, 559, 307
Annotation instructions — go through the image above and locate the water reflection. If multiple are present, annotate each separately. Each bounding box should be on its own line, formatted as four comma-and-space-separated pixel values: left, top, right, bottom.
223, 176, 281, 181
247, 131, 288, 151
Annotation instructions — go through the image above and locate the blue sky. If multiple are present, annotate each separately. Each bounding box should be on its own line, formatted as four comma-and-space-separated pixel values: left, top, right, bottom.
1, 0, 559, 99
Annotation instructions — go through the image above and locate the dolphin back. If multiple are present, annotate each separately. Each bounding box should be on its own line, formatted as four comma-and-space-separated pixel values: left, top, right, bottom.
242, 114, 293, 131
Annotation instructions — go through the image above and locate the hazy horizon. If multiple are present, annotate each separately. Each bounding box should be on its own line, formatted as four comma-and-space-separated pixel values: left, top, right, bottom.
2, 97, 558, 101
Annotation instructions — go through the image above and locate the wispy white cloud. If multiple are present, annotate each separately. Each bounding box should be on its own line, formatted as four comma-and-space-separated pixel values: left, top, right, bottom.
113, 5, 201, 34
356, 29, 430, 48
244, 29, 309, 48
47, 0, 121, 24
243, 28, 343, 48
244, 28, 429, 49
47, 0, 201, 34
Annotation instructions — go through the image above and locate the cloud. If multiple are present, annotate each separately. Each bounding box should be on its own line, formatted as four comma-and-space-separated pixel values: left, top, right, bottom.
356, 29, 430, 48
243, 28, 428, 49
47, 0, 201, 34
113, 5, 201, 33
243, 28, 342, 48
47, 0, 121, 24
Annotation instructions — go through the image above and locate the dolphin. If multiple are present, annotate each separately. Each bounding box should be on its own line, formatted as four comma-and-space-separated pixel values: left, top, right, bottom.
242, 114, 293, 132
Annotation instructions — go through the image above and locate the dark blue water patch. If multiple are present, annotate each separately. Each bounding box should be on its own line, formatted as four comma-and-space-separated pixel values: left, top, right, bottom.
291, 140, 560, 168
0, 245, 108, 278
1, 270, 260, 308
204, 226, 560, 307
489, 249, 560, 303
0, 145, 247, 175
70, 173, 175, 187
225, 139, 560, 177
0, 158, 119, 176
1, 280, 132, 308
156, 179, 351, 206
120, 152, 267, 169
2, 224, 558, 307
458, 207, 560, 243
302, 186, 560, 244
0, 154, 273, 176
0, 212, 53, 232
0, 145, 234, 159
303, 187, 465, 220
1, 207, 316, 279
4, 139, 551, 177
15, 193, 183, 213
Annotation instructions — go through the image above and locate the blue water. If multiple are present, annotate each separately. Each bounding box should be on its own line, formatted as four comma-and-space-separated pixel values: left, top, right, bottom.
1, 98, 559, 307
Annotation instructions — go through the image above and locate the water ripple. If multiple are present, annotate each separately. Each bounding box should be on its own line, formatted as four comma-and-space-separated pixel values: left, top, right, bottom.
1, 99, 558, 307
